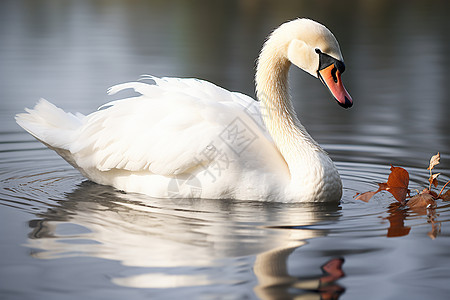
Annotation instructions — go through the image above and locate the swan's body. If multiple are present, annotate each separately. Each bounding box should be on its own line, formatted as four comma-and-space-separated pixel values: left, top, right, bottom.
16, 19, 352, 202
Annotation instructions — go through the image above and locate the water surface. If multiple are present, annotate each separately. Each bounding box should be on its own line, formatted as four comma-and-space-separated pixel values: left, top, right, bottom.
1, 1, 450, 299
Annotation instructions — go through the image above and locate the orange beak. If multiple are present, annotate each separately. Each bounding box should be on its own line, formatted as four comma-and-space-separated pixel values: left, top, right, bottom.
318, 64, 353, 108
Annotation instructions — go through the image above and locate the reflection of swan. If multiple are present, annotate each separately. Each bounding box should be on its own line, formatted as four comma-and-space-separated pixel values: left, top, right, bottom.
16, 19, 352, 202
26, 182, 341, 294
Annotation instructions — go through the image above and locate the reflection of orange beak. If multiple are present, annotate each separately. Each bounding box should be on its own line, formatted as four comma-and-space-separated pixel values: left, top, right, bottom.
318, 64, 353, 108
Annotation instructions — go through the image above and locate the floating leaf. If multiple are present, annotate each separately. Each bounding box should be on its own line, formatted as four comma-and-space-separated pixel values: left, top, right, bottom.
427, 152, 440, 171
356, 153, 446, 239
440, 189, 450, 201
406, 191, 436, 209
355, 183, 388, 202
428, 173, 440, 188
355, 190, 379, 203
386, 165, 409, 189
356, 153, 447, 209
355, 167, 409, 204
385, 166, 410, 203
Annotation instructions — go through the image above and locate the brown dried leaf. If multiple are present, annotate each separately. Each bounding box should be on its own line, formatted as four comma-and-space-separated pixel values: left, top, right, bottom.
406, 192, 436, 209
386, 166, 410, 203
355, 183, 388, 202
427, 152, 440, 171
428, 189, 438, 198
386, 188, 409, 204
439, 189, 450, 201
355, 191, 379, 203
355, 167, 410, 204
428, 173, 440, 188
378, 182, 388, 191
387, 165, 409, 188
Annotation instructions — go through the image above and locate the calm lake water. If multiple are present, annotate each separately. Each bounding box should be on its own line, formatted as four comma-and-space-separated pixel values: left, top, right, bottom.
1, 0, 450, 299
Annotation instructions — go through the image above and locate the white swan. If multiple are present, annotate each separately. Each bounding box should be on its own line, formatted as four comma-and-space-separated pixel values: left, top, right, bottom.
16, 18, 352, 202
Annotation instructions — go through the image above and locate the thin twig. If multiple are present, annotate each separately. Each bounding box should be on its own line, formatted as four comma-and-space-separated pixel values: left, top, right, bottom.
429, 169, 433, 191
437, 180, 450, 198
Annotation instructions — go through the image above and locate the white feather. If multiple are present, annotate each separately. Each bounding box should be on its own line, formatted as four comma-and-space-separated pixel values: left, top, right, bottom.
16, 19, 349, 202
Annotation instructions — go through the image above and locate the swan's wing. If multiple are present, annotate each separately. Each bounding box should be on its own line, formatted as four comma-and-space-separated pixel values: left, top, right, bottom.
71, 77, 268, 175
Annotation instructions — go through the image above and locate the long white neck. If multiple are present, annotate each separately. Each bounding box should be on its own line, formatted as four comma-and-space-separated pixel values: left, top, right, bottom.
255, 26, 341, 200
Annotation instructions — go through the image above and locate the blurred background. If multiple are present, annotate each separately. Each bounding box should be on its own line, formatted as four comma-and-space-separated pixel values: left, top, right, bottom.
1, 0, 449, 167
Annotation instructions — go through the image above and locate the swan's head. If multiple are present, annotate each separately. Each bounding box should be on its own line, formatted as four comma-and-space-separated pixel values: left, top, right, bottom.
264, 18, 353, 108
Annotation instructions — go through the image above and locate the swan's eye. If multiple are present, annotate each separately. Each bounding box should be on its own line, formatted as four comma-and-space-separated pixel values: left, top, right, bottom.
331, 66, 338, 83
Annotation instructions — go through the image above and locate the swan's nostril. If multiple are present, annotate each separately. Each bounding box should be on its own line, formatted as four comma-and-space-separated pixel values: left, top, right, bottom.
331, 67, 338, 83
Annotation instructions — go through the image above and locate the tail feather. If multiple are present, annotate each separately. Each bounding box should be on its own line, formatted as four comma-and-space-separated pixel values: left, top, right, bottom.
15, 99, 84, 150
